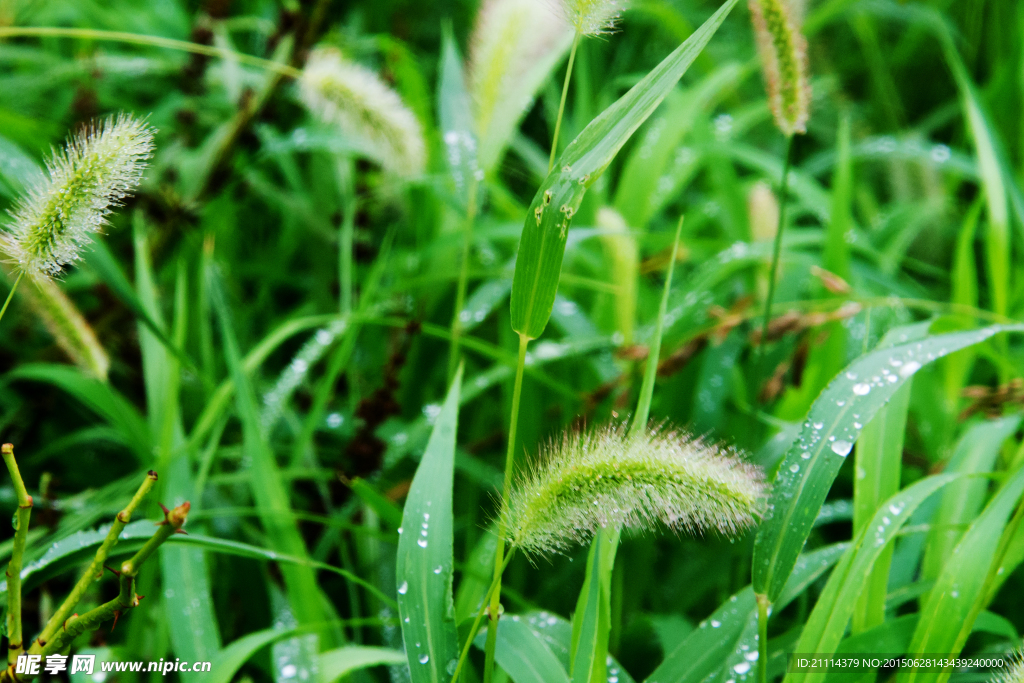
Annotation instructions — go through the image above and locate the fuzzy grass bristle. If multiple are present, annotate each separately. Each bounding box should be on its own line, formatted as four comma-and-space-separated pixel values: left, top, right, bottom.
559, 0, 628, 36
748, 0, 810, 136
503, 422, 768, 555
994, 647, 1024, 683
469, 0, 573, 172
298, 47, 426, 177
2, 114, 154, 277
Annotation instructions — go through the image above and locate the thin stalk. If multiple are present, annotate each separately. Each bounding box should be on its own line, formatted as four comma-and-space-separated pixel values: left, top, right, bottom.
549, 31, 581, 172
756, 593, 770, 683
0, 271, 23, 328
628, 216, 683, 438
2, 444, 32, 664
450, 550, 516, 683
756, 136, 795, 391
39, 502, 190, 658
337, 156, 357, 315
30, 471, 158, 653
0, 27, 302, 79
484, 333, 529, 683
448, 177, 481, 380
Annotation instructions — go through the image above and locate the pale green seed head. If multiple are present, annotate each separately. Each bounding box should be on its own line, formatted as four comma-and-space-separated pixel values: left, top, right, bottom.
3, 114, 155, 277
748, 0, 810, 136
994, 647, 1024, 683
298, 47, 426, 177
559, 0, 628, 36
504, 422, 768, 555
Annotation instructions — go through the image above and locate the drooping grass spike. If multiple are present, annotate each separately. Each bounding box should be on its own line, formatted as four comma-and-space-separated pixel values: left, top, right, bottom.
503, 422, 767, 556
748, 0, 810, 137
2, 114, 154, 277
299, 46, 426, 177
559, 0, 628, 36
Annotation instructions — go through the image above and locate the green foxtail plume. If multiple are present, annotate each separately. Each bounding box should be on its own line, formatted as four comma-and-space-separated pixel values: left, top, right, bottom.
468, 0, 573, 172
994, 648, 1024, 683
559, 0, 628, 36
748, 0, 810, 136
298, 46, 426, 177
2, 114, 154, 277
503, 422, 767, 555
20, 271, 109, 380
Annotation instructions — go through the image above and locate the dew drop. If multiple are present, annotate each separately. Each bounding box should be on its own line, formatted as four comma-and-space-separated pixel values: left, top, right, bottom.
398, 581, 408, 595
418, 538, 428, 548
733, 662, 751, 675
789, 464, 800, 473
711, 620, 721, 627
852, 383, 871, 395
434, 565, 443, 574
812, 421, 823, 430
899, 361, 921, 377
831, 440, 853, 456
419, 654, 430, 664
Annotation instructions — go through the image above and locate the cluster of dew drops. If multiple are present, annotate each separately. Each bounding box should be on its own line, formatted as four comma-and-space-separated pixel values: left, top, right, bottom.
397, 501, 451, 666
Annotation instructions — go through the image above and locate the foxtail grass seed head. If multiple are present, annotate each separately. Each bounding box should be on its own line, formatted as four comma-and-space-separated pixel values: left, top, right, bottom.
469, 0, 573, 171
994, 648, 1024, 683
299, 47, 426, 177
3, 115, 154, 277
22, 271, 110, 380
504, 422, 768, 555
748, 0, 810, 136
559, 0, 628, 35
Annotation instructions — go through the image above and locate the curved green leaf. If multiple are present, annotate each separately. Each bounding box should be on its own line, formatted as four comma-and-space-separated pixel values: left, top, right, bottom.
786, 474, 959, 683
752, 323, 1024, 603
320, 646, 407, 683
900, 464, 1024, 683
397, 366, 462, 681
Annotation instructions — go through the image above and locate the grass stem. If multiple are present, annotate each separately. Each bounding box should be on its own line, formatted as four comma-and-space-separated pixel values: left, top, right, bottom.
484, 332, 529, 683
450, 550, 516, 683
756, 135, 795, 393
549, 32, 581, 172
337, 156, 357, 315
2, 444, 31, 665
0, 271, 24, 329
31, 471, 158, 653
757, 592, 770, 683
628, 216, 683, 438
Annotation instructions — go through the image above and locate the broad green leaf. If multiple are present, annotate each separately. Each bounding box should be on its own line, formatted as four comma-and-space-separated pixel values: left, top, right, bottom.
752, 323, 1024, 603
570, 527, 619, 683
207, 627, 300, 683
614, 63, 747, 229
474, 614, 571, 683
397, 366, 463, 681
647, 543, 848, 683
900, 464, 1024, 683
851, 322, 928, 632
475, 611, 635, 683
510, 0, 739, 338
921, 415, 1019, 586
320, 646, 407, 683
786, 474, 959, 683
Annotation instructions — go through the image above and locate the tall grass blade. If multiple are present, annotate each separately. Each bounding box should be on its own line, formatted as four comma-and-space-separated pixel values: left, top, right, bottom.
207, 267, 333, 638
899, 464, 1024, 683
397, 366, 463, 681
569, 527, 619, 683
850, 324, 924, 633
920, 416, 1020, 588
752, 323, 1024, 604
473, 614, 571, 683
785, 474, 960, 683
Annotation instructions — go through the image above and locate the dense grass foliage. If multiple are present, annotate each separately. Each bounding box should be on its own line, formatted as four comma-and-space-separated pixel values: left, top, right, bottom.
0, 0, 1022, 681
